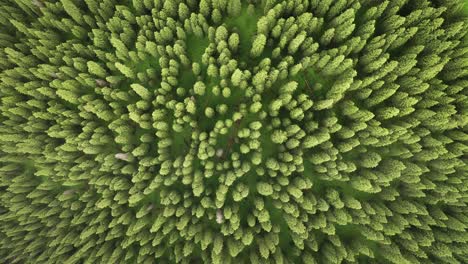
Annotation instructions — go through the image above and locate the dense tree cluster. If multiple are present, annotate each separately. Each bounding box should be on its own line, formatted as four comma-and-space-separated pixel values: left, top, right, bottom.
0, 0, 467, 263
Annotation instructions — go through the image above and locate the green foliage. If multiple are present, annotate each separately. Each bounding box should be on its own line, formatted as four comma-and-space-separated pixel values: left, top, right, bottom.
257, 181, 274, 196
251, 34, 267, 57
0, 0, 467, 263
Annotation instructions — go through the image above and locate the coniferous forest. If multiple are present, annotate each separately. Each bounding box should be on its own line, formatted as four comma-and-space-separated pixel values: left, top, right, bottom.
0, 0, 467, 263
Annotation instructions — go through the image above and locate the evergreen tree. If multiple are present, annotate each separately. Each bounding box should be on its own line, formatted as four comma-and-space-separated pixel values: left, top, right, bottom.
227, 0, 242, 17
251, 34, 267, 57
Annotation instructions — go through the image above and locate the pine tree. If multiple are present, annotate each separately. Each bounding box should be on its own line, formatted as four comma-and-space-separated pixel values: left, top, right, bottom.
115, 62, 135, 78
194, 81, 206, 95
87, 61, 107, 78
227, 0, 242, 17
130, 83, 151, 99
61, 0, 84, 24
250, 34, 267, 57
288, 31, 307, 54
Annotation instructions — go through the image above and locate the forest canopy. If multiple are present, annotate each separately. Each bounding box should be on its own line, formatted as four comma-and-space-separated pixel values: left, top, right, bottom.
0, 0, 467, 263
